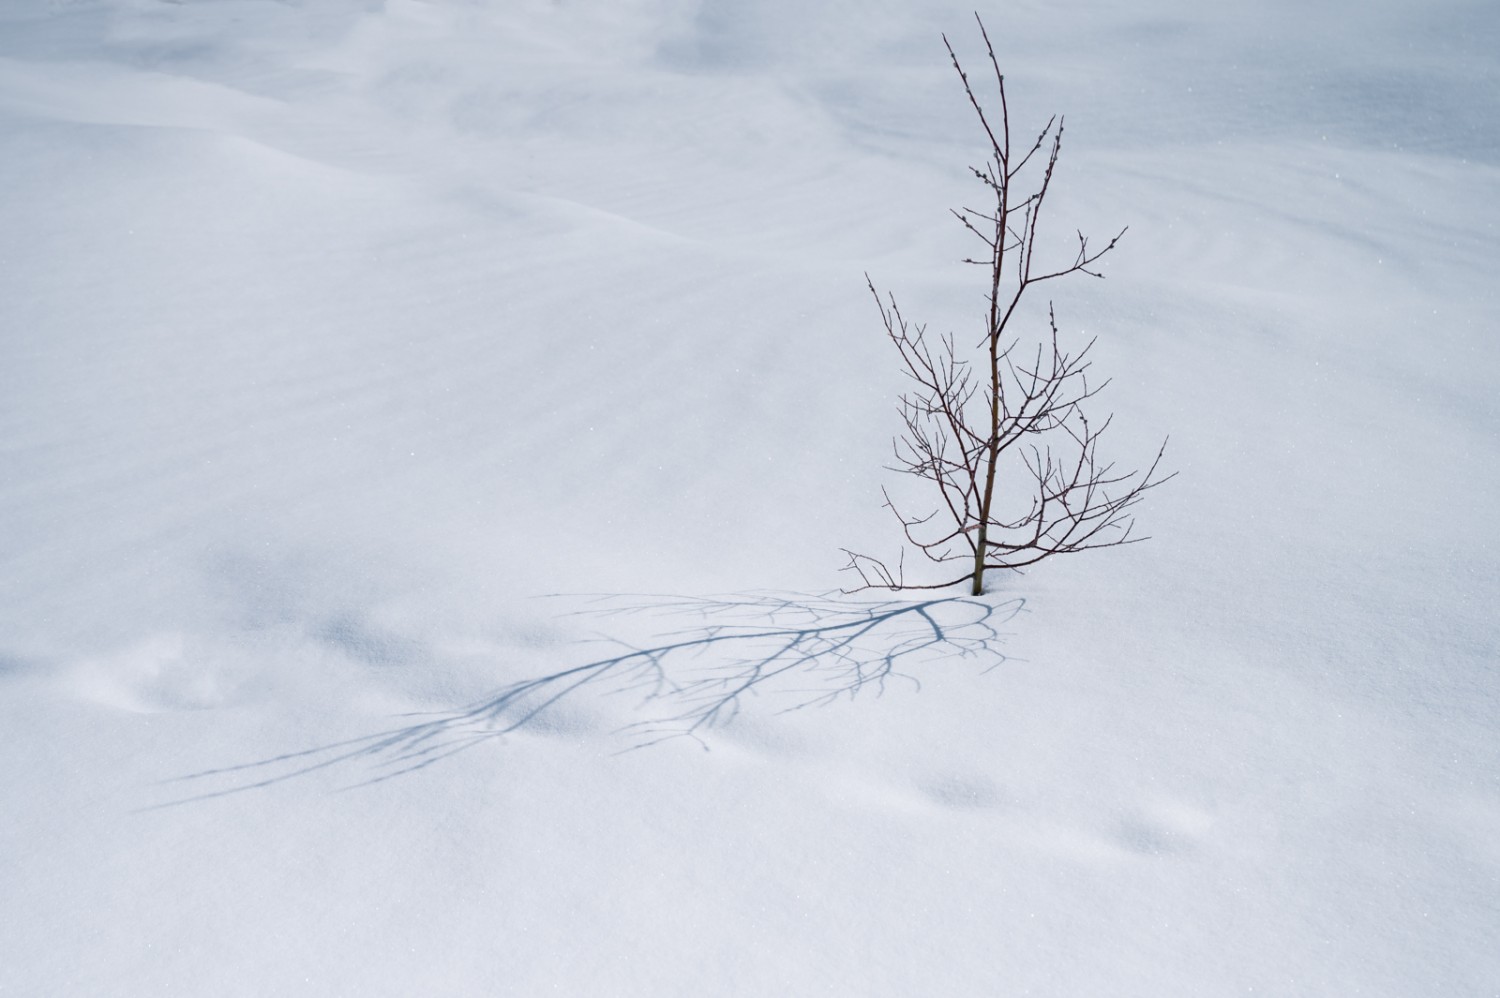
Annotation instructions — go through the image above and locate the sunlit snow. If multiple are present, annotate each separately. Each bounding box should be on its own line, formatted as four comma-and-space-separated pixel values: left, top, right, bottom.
2, 0, 1497, 994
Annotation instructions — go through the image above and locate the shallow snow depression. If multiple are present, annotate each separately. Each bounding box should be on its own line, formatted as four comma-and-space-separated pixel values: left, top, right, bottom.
1, 0, 1497, 995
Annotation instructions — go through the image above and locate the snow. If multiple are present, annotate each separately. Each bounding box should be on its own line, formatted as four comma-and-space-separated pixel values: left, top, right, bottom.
2, 0, 1497, 994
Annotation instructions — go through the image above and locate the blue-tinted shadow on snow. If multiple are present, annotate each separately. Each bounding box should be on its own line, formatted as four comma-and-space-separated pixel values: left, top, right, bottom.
150, 591, 1022, 807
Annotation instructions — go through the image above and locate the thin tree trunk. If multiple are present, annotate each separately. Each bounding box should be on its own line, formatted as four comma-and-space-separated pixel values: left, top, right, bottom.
972, 153, 1008, 597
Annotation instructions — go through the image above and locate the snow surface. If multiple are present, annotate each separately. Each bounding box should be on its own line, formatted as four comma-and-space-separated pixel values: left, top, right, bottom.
2, 0, 1497, 994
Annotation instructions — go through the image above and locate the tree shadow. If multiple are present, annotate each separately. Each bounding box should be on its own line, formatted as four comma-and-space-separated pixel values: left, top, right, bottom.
151, 591, 1023, 807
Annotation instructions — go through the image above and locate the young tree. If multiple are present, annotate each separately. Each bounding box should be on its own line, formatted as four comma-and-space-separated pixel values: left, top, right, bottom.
845, 15, 1173, 597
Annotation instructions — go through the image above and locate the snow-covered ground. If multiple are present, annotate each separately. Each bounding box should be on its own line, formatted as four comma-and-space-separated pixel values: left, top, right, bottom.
2, 0, 1497, 994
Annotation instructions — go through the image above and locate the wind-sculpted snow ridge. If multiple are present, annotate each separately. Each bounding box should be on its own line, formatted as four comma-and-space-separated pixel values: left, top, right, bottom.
154, 592, 1021, 805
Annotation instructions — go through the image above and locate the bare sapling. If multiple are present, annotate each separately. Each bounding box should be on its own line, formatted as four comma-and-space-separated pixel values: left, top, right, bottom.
844, 14, 1173, 596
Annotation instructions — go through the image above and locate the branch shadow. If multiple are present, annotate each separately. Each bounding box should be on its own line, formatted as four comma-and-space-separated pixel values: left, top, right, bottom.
149, 591, 1023, 808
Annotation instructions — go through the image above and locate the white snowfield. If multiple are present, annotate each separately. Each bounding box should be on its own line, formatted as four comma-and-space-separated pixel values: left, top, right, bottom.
2, 0, 1497, 994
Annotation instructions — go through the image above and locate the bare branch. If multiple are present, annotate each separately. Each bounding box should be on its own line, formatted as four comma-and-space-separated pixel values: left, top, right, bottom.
845, 15, 1171, 596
